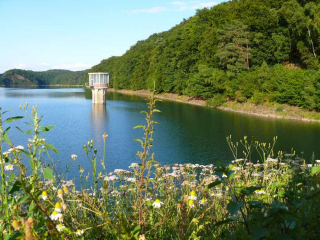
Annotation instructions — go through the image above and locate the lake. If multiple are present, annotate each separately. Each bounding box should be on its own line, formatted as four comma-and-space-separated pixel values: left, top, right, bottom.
1, 87, 320, 179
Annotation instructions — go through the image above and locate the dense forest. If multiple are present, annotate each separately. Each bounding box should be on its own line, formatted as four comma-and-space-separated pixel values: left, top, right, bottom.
89, 0, 320, 110
0, 69, 85, 86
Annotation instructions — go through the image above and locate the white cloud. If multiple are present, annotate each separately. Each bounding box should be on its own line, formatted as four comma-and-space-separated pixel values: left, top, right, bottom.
170, 1, 187, 6
52, 63, 92, 71
191, 1, 217, 9
131, 7, 167, 14
14, 63, 26, 69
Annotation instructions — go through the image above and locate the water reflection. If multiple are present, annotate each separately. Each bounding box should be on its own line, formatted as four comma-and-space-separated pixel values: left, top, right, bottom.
91, 104, 108, 132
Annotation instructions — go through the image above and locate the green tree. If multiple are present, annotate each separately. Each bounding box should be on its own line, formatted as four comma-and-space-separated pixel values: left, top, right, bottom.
215, 21, 251, 73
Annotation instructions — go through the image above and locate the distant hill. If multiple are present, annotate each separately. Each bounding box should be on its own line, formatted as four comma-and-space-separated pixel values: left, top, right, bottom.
0, 69, 86, 86
89, 0, 320, 111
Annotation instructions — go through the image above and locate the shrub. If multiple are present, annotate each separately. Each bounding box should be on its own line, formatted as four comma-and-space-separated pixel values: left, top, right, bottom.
206, 94, 226, 107
276, 105, 284, 112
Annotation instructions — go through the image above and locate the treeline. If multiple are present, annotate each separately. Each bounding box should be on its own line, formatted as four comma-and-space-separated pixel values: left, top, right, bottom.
89, 0, 320, 110
0, 69, 86, 86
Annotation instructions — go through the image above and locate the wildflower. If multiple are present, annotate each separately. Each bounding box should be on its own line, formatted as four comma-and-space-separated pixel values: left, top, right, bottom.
125, 177, 136, 183
129, 163, 139, 169
41, 191, 48, 200
138, 235, 146, 240
252, 172, 263, 177
152, 199, 163, 209
57, 189, 63, 199
12, 220, 20, 230
4, 164, 13, 171
199, 198, 207, 205
50, 211, 62, 221
56, 223, 65, 232
76, 229, 84, 236
188, 200, 195, 208
266, 158, 278, 163
189, 191, 197, 200
211, 193, 223, 198
71, 154, 77, 161
232, 159, 244, 163
61, 203, 68, 211
255, 190, 266, 195
104, 175, 118, 181
102, 183, 108, 189
55, 202, 62, 212
103, 132, 108, 141
63, 186, 69, 194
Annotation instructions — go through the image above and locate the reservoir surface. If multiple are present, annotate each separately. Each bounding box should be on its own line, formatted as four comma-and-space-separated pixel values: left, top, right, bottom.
1, 87, 320, 179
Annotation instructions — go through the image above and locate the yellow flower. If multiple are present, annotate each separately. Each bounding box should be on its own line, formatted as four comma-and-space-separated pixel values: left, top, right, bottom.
152, 199, 163, 208
57, 189, 63, 199
12, 220, 20, 230
41, 191, 48, 201
102, 183, 108, 189
55, 202, 61, 212
189, 190, 197, 200
103, 133, 108, 141
76, 229, 84, 236
188, 200, 195, 208
199, 198, 206, 205
63, 186, 69, 194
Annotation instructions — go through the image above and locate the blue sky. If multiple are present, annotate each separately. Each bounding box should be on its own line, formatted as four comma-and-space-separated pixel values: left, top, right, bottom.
0, 0, 225, 73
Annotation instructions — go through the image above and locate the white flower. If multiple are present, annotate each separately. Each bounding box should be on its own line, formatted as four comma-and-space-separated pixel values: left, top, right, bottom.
188, 191, 197, 200
255, 190, 266, 195
252, 172, 263, 177
71, 154, 77, 161
129, 163, 139, 169
232, 159, 244, 163
56, 224, 65, 232
4, 164, 14, 171
211, 193, 223, 198
50, 211, 62, 221
266, 158, 278, 163
76, 229, 84, 236
152, 199, 163, 208
15, 145, 24, 150
125, 177, 136, 183
104, 175, 119, 182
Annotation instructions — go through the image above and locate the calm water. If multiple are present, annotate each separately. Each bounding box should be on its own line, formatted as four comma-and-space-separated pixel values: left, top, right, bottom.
1, 87, 320, 179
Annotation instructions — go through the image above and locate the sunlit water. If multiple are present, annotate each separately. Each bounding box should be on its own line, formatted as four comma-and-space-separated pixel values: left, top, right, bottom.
1, 87, 320, 180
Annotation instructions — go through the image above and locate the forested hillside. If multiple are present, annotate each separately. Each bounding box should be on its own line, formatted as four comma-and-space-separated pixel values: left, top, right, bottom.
0, 69, 85, 86
89, 0, 320, 110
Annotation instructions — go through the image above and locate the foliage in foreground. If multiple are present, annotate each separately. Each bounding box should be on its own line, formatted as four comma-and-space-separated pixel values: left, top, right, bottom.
0, 94, 320, 240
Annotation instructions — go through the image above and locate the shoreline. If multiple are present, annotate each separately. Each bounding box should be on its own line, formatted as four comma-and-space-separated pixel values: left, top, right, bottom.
108, 88, 320, 123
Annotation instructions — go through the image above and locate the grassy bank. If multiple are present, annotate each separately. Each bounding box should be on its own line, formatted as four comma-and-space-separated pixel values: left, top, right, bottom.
108, 88, 320, 122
